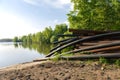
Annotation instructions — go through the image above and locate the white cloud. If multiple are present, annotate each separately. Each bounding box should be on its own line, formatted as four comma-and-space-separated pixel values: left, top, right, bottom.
53, 19, 69, 27
23, 0, 38, 5
0, 11, 39, 39
23, 0, 71, 8
59, 0, 70, 5
53, 19, 59, 24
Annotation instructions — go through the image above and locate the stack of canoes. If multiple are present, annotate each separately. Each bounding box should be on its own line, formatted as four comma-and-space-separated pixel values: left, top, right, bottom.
46, 29, 120, 60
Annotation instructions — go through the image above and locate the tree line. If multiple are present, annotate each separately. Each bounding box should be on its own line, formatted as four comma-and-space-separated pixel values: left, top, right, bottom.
0, 39, 13, 42
13, 24, 68, 44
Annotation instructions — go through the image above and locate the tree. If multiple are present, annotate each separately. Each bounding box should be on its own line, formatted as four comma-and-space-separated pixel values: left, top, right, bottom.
50, 35, 58, 43
52, 24, 68, 42
42, 27, 53, 43
13, 37, 19, 42
13, 24, 68, 44
21, 36, 27, 42
27, 34, 32, 43
68, 0, 120, 31
54, 24, 68, 35
35, 32, 45, 44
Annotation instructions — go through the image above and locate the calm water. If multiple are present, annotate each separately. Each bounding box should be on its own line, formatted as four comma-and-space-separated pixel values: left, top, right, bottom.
0, 42, 50, 68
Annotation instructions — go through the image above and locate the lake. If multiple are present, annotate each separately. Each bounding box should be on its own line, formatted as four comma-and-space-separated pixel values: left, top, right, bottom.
0, 42, 51, 68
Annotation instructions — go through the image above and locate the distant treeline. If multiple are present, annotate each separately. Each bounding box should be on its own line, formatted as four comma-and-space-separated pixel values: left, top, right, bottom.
0, 39, 13, 42
13, 24, 69, 44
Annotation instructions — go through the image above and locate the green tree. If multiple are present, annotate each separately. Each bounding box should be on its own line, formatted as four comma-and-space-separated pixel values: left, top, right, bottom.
21, 36, 27, 43
42, 27, 53, 43
68, 0, 120, 30
50, 35, 58, 43
14, 24, 68, 44
31, 34, 36, 43
13, 37, 19, 42
54, 24, 68, 35
27, 34, 32, 43
52, 24, 68, 42
35, 32, 45, 44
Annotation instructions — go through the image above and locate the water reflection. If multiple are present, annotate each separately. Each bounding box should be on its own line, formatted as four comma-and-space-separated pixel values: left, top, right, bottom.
14, 42, 52, 55
0, 42, 52, 68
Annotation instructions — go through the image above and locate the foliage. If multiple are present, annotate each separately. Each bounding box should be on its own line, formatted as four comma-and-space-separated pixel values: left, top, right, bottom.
13, 37, 21, 42
115, 59, 120, 66
99, 57, 108, 64
68, 0, 120, 31
52, 24, 68, 42
99, 58, 120, 66
42, 27, 53, 43
54, 24, 68, 35
13, 24, 68, 44
51, 52, 74, 61
17, 42, 52, 54
51, 55, 61, 61
62, 46, 74, 53
50, 35, 58, 43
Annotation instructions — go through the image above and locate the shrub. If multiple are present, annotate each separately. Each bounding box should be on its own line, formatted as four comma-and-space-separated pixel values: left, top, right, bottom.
99, 57, 108, 64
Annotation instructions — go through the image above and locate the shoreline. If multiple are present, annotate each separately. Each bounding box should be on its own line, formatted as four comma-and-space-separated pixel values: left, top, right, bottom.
0, 60, 120, 80
0, 61, 47, 71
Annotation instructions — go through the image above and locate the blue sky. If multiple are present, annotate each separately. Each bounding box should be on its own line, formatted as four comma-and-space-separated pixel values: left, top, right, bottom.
0, 0, 71, 38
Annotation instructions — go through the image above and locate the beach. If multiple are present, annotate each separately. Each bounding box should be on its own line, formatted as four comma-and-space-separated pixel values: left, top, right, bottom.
0, 60, 120, 80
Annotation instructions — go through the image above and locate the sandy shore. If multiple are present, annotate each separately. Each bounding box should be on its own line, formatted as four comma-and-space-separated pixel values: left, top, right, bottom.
0, 60, 120, 80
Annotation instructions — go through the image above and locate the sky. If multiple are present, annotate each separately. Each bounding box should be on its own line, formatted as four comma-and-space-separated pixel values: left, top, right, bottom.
0, 0, 72, 39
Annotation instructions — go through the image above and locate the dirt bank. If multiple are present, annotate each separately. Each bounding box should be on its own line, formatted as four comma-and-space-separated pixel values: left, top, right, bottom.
0, 60, 120, 80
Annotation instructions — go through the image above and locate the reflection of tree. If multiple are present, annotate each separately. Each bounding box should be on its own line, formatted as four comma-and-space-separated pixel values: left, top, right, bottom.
14, 43, 18, 48
14, 42, 72, 55
17, 43, 52, 55
35, 43, 51, 55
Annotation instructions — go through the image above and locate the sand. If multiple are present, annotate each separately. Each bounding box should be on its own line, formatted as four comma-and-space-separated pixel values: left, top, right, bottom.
0, 60, 120, 80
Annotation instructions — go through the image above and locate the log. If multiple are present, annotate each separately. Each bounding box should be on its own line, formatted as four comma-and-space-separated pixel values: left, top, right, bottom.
65, 41, 120, 54
88, 46, 120, 53
69, 28, 111, 35
57, 34, 81, 37
61, 53, 120, 60
46, 31, 120, 57
52, 38, 71, 44
50, 37, 79, 52
33, 58, 49, 62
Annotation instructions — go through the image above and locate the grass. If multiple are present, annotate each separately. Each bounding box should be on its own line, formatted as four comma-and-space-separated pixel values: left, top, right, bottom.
51, 52, 74, 61
99, 57, 108, 64
51, 55, 60, 61
50, 51, 120, 67
99, 57, 120, 66
115, 59, 120, 66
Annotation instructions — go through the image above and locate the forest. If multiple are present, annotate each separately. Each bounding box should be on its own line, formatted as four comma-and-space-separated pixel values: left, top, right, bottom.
14, 0, 120, 44
13, 24, 69, 44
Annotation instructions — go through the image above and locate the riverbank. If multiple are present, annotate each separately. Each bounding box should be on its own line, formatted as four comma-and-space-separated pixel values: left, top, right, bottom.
0, 60, 120, 80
